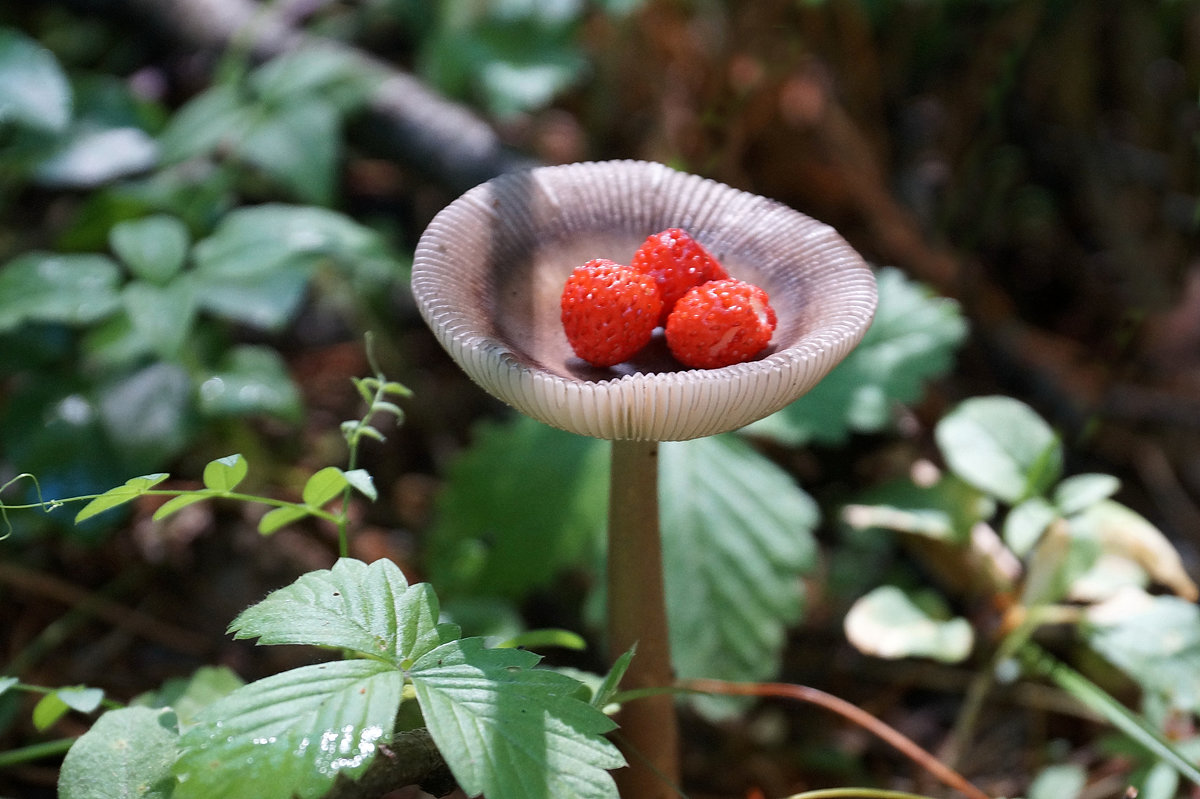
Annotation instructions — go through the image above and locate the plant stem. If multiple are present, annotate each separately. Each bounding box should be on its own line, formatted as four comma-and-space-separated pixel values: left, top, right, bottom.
607, 438, 680, 799
0, 737, 76, 769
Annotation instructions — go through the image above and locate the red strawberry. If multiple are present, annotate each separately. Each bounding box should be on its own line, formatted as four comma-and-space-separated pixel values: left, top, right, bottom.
561, 258, 663, 367
631, 228, 729, 326
665, 278, 777, 369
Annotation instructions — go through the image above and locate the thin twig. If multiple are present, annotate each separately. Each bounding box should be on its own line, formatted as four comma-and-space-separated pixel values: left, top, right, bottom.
679, 678, 992, 799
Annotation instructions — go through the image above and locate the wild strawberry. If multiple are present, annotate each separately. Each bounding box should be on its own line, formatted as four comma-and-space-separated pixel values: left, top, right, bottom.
665, 278, 777, 369
631, 228, 729, 326
561, 258, 663, 367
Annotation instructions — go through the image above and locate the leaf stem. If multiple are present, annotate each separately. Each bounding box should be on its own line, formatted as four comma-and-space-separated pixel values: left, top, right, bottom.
679, 678, 992, 799
0, 737, 76, 769
607, 438, 680, 799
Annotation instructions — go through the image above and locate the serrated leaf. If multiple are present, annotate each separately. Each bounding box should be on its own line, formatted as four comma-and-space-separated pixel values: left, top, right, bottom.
174, 660, 403, 799
746, 267, 967, 445
426, 415, 609, 599
230, 558, 453, 665
109, 214, 190, 284
258, 505, 311, 535
0, 28, 72, 132
76, 473, 169, 523
153, 492, 208, 521
844, 585, 973, 663
0, 252, 122, 332
660, 434, 818, 717
935, 396, 1062, 503
202, 454, 248, 493
60, 707, 178, 799
409, 638, 623, 799
302, 466, 348, 508
343, 468, 377, 502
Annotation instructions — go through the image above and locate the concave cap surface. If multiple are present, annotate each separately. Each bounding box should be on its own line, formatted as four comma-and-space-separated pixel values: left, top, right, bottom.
412, 160, 877, 441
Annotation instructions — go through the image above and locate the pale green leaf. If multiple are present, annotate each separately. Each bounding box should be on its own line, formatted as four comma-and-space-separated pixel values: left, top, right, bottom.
935, 396, 1062, 503
1071, 500, 1198, 601
230, 557, 454, 665
1004, 496, 1058, 557
0, 29, 71, 132
1028, 763, 1086, 799
746, 267, 967, 445
843, 473, 992, 546
1054, 473, 1121, 516
0, 253, 122, 332
844, 585, 973, 663
202, 454, 248, 493
343, 468, 377, 502
250, 47, 382, 111
121, 277, 197, 359
109, 214, 190, 284
134, 665, 244, 727
174, 660, 403, 799
426, 416, 609, 599
660, 434, 818, 716
259, 505, 311, 535
0, 676, 17, 696
76, 473, 169, 523
409, 638, 623, 799
60, 707, 178, 799
97, 363, 192, 466
35, 126, 159, 188
240, 100, 338, 205
58, 686, 105, 714
157, 84, 250, 163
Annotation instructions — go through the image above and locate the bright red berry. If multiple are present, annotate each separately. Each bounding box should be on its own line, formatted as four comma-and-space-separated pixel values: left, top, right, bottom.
665, 278, 777, 369
561, 258, 663, 367
631, 228, 729, 326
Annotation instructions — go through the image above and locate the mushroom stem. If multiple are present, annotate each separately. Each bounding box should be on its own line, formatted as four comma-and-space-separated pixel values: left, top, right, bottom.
607, 437, 680, 799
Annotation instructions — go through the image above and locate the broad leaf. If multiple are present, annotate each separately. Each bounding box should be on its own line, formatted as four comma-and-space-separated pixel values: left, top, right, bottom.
843, 472, 993, 546
0, 253, 122, 332
35, 126, 159, 188
426, 416, 609, 599
844, 585, 973, 663
109, 214, 190, 284
659, 434, 818, 716
120, 277, 197, 359
250, 47, 382, 111
134, 665, 244, 726
302, 466, 349, 508
230, 557, 455, 665
197, 345, 302, 422
1054, 473, 1121, 516
157, 85, 251, 163
0, 28, 71, 132
240, 99, 339, 205
1004, 496, 1058, 557
409, 638, 623, 799
935, 395, 1062, 503
174, 660, 403, 799
202, 454, 248, 493
97, 362, 193, 467
1070, 500, 1198, 601
746, 267, 967, 445
1028, 763, 1086, 799
1084, 592, 1200, 713
60, 707, 178, 799
33, 686, 105, 730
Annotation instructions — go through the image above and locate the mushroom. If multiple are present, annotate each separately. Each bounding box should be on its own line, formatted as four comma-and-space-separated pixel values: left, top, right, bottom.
412, 160, 876, 798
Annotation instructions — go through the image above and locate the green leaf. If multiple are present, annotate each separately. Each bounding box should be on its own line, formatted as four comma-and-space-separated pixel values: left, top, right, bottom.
258, 505, 311, 535
746, 267, 967, 446
1004, 496, 1058, 557
134, 665, 244, 727
97, 362, 193, 467
157, 84, 251, 163
0, 28, 71, 132
76, 473, 169, 523
592, 646, 634, 710
109, 214, 191, 284
198, 346, 302, 422
240, 99, 339, 205
843, 473, 993, 545
1054, 473, 1121, 516
426, 415, 609, 599
302, 466, 348, 508
58, 686, 105, 714
0, 253, 122, 332
0, 676, 17, 696
60, 707, 178, 799
409, 639, 624, 799
202, 454, 248, 493
660, 434, 818, 717
120, 276, 197, 359
1028, 763, 1086, 799
343, 468, 377, 501
250, 47, 382, 111
497, 628, 587, 652
935, 395, 1062, 503
35, 126, 159, 188
174, 660, 404, 799
844, 585, 973, 663
230, 558, 455, 665
1071, 500, 1198, 601
32, 692, 70, 731
152, 493, 208, 521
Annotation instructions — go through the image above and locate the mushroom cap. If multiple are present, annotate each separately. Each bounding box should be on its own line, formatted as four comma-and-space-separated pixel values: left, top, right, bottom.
412, 160, 877, 441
